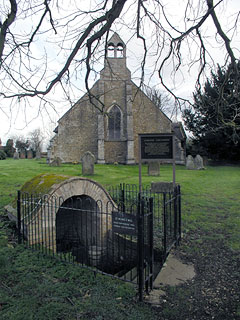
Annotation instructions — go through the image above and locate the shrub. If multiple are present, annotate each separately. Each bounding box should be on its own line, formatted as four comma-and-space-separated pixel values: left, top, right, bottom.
0, 150, 7, 160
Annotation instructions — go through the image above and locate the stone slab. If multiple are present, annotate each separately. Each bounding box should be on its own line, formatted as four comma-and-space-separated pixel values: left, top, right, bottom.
154, 254, 195, 287
145, 254, 195, 305
151, 182, 175, 193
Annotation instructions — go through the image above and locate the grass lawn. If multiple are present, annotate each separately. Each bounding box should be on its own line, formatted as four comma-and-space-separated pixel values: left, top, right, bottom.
0, 159, 240, 319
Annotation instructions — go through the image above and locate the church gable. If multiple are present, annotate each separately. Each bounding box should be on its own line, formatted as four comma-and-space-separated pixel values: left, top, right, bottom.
49, 33, 185, 165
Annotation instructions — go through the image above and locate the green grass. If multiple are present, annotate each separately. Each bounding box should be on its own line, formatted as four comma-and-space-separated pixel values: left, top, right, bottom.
0, 158, 240, 319
0, 159, 239, 249
0, 244, 156, 320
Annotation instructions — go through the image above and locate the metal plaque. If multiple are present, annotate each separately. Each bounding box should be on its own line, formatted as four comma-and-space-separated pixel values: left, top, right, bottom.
112, 211, 137, 236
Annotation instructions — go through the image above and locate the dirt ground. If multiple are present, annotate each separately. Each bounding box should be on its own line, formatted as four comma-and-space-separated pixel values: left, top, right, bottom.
150, 230, 240, 320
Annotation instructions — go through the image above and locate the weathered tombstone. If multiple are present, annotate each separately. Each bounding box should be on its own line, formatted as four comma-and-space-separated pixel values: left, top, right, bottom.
194, 154, 204, 170
203, 156, 208, 167
20, 152, 26, 159
82, 151, 95, 175
148, 161, 160, 176
27, 150, 33, 159
186, 155, 195, 170
13, 152, 19, 160
49, 157, 62, 167
35, 150, 41, 159
151, 182, 175, 193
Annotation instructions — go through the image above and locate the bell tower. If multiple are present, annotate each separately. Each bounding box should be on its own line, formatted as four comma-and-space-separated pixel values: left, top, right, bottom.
106, 33, 126, 59
97, 33, 135, 164
100, 33, 131, 81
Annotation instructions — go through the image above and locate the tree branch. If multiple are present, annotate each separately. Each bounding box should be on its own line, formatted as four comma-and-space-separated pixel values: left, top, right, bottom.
207, 0, 237, 69
0, 0, 17, 63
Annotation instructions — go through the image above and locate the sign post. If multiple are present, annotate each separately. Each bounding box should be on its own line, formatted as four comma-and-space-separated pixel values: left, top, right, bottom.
138, 133, 176, 191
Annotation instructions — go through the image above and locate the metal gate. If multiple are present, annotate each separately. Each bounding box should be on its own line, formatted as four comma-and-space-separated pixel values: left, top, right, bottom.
17, 184, 181, 301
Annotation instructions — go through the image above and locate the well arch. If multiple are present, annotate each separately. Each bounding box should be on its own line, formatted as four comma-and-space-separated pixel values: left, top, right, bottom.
24, 174, 116, 254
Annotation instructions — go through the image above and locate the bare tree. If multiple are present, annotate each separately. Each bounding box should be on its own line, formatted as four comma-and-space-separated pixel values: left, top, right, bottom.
143, 85, 176, 118
28, 128, 44, 154
0, 0, 239, 116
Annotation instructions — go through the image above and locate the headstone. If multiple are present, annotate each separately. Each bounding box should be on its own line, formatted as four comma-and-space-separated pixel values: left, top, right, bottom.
186, 155, 195, 170
27, 150, 33, 159
151, 182, 175, 193
194, 154, 204, 170
148, 161, 160, 176
20, 152, 26, 159
49, 157, 62, 166
82, 151, 95, 175
13, 152, 19, 160
35, 150, 41, 159
203, 156, 208, 167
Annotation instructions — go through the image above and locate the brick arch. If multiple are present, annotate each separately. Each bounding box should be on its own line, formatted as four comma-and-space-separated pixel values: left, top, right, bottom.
28, 177, 116, 252
49, 176, 115, 212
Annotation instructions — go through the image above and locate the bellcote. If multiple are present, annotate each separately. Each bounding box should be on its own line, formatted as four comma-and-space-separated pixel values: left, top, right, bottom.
106, 33, 126, 60
101, 33, 130, 80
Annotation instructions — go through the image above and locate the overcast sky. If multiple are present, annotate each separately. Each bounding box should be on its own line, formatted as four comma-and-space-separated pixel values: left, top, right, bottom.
0, 0, 239, 146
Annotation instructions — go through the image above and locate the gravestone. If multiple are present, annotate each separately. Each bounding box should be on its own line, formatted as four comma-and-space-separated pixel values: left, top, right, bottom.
20, 152, 26, 159
194, 154, 204, 170
186, 155, 195, 170
13, 152, 19, 160
82, 151, 95, 175
27, 150, 33, 159
49, 157, 62, 166
148, 161, 160, 176
35, 150, 41, 159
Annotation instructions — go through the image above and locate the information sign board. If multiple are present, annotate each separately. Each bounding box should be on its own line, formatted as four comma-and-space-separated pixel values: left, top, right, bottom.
140, 134, 173, 160
138, 133, 176, 191
112, 211, 137, 236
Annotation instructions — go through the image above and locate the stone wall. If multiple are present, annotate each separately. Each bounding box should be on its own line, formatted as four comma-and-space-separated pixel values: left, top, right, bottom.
53, 86, 100, 162
104, 141, 126, 163
132, 84, 172, 162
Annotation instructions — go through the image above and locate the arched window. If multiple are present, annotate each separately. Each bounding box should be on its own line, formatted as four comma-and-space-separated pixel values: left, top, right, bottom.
116, 43, 124, 58
108, 105, 121, 140
107, 43, 115, 58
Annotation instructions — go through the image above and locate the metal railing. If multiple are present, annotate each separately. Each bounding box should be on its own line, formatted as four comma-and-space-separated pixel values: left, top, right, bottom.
17, 184, 181, 301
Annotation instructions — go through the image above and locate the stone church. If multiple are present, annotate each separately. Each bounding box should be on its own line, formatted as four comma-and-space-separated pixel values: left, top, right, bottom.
48, 33, 186, 164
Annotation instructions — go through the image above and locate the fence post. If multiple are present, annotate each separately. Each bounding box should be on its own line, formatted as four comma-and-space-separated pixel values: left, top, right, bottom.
121, 183, 125, 212
163, 193, 167, 259
174, 186, 178, 244
137, 194, 144, 302
17, 190, 22, 244
178, 185, 182, 243
149, 197, 154, 291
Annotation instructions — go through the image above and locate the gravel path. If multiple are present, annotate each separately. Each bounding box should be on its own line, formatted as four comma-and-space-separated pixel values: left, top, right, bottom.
151, 231, 240, 320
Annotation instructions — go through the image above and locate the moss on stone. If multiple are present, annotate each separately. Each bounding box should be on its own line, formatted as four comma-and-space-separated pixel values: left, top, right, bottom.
10, 173, 71, 213
20, 173, 70, 195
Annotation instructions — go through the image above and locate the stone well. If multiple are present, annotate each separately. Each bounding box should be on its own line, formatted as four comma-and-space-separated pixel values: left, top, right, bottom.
20, 174, 116, 254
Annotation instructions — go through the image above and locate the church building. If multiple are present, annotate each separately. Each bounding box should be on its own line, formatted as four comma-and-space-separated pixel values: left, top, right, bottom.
48, 33, 186, 164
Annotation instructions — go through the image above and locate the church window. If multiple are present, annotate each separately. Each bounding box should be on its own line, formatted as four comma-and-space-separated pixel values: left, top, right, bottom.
108, 105, 121, 140
107, 43, 115, 58
116, 43, 124, 57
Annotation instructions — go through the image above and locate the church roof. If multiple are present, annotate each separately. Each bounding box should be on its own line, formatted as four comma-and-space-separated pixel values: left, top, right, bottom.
107, 33, 125, 47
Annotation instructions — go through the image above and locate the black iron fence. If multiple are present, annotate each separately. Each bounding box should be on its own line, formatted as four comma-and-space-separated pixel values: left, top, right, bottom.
108, 184, 181, 259
17, 184, 181, 301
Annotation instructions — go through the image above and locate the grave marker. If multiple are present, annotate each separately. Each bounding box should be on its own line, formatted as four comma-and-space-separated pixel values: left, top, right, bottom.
82, 151, 95, 175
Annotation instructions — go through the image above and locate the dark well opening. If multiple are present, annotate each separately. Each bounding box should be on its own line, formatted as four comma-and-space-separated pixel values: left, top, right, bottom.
56, 195, 100, 264
55, 195, 137, 275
